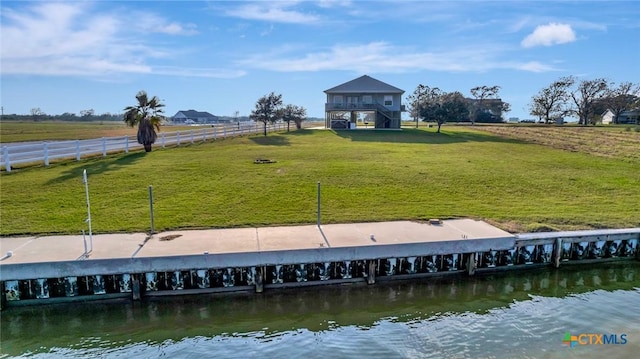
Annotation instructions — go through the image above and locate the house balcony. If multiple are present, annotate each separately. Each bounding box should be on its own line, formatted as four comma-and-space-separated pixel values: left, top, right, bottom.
326, 102, 400, 121
325, 103, 381, 111
325, 103, 405, 113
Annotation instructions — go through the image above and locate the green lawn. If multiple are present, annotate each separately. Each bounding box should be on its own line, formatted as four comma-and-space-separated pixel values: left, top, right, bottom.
1, 127, 638, 236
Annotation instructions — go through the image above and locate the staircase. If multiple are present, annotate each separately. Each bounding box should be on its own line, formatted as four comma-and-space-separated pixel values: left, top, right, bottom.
375, 103, 393, 120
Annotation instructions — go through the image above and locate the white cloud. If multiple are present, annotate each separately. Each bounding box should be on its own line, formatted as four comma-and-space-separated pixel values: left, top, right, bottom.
521, 23, 576, 48
0, 3, 240, 79
515, 61, 557, 72
238, 41, 558, 74
225, 2, 321, 24
133, 13, 199, 35
317, 0, 353, 8
154, 66, 247, 79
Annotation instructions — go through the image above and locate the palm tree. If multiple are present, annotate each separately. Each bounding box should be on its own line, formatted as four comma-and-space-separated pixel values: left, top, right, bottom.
123, 91, 165, 152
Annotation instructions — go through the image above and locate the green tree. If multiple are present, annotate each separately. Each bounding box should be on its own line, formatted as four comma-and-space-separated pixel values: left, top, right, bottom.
439, 92, 469, 131
281, 104, 307, 131
123, 90, 165, 152
418, 86, 444, 124
250, 92, 283, 136
420, 90, 468, 133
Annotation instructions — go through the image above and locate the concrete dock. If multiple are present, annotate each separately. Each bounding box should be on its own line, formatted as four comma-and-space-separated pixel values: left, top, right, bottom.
0, 219, 513, 266
1, 220, 638, 308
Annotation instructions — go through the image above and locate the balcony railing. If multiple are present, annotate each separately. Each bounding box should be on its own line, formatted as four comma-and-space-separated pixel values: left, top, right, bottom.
325, 103, 381, 111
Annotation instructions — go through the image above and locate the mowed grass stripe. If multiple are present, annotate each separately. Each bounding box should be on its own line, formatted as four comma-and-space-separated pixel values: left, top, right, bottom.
1, 127, 638, 236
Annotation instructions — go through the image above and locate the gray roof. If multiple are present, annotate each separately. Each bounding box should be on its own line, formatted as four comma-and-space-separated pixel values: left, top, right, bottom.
174, 110, 217, 118
324, 75, 404, 94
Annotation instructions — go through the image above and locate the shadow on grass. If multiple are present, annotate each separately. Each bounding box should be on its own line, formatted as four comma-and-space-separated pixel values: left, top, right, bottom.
334, 128, 524, 145
282, 128, 317, 136
249, 135, 291, 146
46, 152, 146, 185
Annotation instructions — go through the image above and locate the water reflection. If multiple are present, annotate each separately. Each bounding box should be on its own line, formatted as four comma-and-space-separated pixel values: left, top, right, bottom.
1, 262, 639, 357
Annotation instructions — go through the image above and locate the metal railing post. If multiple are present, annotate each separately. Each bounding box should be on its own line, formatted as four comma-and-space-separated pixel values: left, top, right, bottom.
3, 146, 10, 172
44, 142, 49, 167
317, 181, 321, 226
149, 185, 155, 235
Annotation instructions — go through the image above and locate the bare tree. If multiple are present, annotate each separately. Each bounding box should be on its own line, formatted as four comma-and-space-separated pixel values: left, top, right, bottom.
529, 77, 574, 124
406, 84, 429, 128
80, 109, 95, 117
250, 92, 283, 136
603, 82, 640, 124
30, 107, 44, 121
569, 77, 608, 125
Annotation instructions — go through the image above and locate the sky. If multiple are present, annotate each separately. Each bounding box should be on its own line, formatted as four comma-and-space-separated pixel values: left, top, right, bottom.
1, 0, 639, 121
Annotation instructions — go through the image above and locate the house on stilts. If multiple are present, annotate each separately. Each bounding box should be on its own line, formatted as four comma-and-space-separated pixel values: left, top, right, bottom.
324, 75, 405, 129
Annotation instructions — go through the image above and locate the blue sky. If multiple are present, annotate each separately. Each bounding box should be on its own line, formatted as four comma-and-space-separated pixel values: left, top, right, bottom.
1, 1, 639, 120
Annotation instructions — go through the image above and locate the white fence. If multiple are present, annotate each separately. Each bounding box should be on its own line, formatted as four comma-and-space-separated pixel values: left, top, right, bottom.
1, 122, 288, 172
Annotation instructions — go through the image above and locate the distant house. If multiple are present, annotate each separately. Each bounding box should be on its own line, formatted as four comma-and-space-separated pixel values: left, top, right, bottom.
601, 109, 639, 125
172, 110, 219, 124
324, 75, 405, 129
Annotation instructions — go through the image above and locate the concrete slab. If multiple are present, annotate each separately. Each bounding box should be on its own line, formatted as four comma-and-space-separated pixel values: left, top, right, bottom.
0, 219, 515, 266
257, 225, 327, 251
0, 237, 38, 255
0, 234, 147, 264
87, 233, 148, 259
445, 219, 512, 239
320, 220, 512, 248
137, 228, 259, 257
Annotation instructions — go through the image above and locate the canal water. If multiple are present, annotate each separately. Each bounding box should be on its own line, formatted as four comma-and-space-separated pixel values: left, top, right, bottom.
1, 262, 639, 358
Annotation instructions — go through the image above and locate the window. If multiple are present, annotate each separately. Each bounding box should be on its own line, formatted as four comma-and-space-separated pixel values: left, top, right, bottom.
384, 95, 393, 106
334, 95, 343, 103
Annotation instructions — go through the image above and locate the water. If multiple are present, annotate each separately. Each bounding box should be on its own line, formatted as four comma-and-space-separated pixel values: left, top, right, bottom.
2, 262, 639, 358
